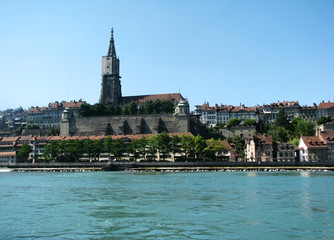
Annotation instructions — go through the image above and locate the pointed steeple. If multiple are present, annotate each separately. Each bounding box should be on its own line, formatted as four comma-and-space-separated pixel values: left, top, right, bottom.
107, 28, 117, 58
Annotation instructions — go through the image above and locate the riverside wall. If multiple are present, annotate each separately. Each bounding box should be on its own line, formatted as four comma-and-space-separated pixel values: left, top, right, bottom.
2, 162, 334, 172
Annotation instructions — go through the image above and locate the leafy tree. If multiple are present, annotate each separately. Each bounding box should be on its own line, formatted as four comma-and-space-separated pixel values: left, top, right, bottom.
275, 109, 289, 128
83, 139, 94, 161
48, 128, 60, 136
291, 118, 315, 138
60, 139, 83, 162
92, 140, 104, 161
129, 101, 138, 115
93, 103, 107, 116
147, 135, 158, 160
127, 139, 141, 161
161, 100, 174, 113
43, 141, 60, 161
228, 136, 245, 160
155, 132, 171, 160
137, 137, 148, 161
268, 126, 289, 143
17, 143, 32, 162
256, 120, 270, 134
180, 134, 195, 158
243, 119, 256, 126
203, 138, 225, 160
317, 116, 331, 125
110, 138, 126, 160
122, 105, 131, 115
26, 124, 40, 129
170, 135, 181, 161
193, 135, 207, 159
78, 103, 93, 117
226, 118, 241, 128
289, 137, 300, 148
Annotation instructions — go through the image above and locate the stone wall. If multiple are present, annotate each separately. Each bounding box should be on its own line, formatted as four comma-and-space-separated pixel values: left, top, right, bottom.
61, 114, 190, 136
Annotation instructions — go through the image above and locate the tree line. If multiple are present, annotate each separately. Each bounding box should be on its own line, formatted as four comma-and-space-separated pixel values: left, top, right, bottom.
78, 99, 175, 117
37, 133, 226, 162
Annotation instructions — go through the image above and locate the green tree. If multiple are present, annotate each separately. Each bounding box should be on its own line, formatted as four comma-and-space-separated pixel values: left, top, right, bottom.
60, 139, 83, 162
78, 103, 93, 117
291, 118, 315, 138
155, 132, 171, 160
127, 139, 141, 161
83, 139, 94, 161
228, 136, 245, 160
93, 103, 106, 116
193, 135, 207, 159
43, 141, 60, 161
317, 116, 331, 125
203, 138, 225, 161
289, 137, 300, 148
122, 105, 131, 115
26, 124, 40, 129
170, 135, 181, 161
243, 119, 256, 126
147, 135, 158, 160
226, 118, 241, 128
48, 128, 60, 136
137, 137, 148, 161
129, 101, 138, 115
275, 109, 289, 128
92, 140, 104, 161
17, 143, 32, 162
180, 134, 195, 158
268, 126, 289, 143
110, 138, 126, 160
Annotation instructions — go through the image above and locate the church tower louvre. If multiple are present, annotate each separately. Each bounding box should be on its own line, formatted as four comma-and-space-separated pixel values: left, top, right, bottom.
99, 28, 122, 105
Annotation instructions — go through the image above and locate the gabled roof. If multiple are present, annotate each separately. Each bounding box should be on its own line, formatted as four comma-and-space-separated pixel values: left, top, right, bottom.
221, 140, 233, 150
319, 130, 334, 143
318, 101, 334, 109
231, 106, 257, 113
301, 136, 327, 149
256, 134, 273, 144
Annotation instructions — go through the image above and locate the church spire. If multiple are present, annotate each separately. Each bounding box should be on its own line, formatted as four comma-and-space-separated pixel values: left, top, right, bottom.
107, 28, 117, 58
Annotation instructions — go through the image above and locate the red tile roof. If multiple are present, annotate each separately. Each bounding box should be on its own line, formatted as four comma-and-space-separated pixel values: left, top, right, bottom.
0, 137, 19, 143
318, 101, 334, 109
319, 131, 334, 143
221, 140, 233, 150
0, 151, 16, 157
301, 136, 327, 149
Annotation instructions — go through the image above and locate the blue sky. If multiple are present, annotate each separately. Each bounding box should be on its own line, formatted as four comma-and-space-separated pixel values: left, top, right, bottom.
0, 0, 333, 111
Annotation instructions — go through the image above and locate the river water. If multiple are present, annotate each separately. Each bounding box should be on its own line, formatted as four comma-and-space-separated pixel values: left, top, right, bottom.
0, 171, 333, 239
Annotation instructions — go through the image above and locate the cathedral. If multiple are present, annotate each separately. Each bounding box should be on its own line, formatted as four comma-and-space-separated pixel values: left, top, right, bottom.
60, 29, 193, 137
99, 29, 183, 106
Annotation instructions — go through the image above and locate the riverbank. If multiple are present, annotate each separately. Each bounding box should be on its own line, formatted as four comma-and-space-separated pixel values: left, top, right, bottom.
2, 161, 334, 172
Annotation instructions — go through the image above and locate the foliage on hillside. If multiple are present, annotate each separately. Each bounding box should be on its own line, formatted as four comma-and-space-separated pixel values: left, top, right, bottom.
78, 99, 175, 117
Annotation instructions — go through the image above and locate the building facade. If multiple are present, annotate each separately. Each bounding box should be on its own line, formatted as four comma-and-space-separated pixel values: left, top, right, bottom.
23, 100, 85, 129
298, 136, 328, 162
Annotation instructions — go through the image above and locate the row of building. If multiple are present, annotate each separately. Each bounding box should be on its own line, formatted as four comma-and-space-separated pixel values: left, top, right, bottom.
0, 133, 234, 163
245, 131, 334, 163
0, 100, 85, 132
1, 123, 333, 164
194, 100, 334, 128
